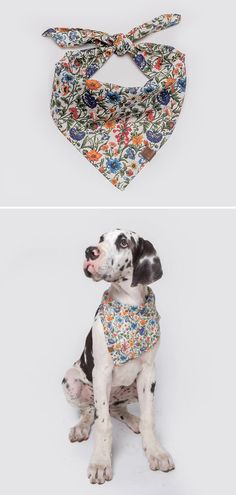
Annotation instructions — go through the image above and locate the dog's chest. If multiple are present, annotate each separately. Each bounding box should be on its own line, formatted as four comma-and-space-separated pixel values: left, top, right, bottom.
111, 357, 142, 387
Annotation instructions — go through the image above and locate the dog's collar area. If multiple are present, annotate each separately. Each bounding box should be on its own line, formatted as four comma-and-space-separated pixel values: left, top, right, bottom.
100, 286, 156, 313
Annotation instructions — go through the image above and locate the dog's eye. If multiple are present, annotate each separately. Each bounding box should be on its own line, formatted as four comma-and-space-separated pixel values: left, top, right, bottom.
120, 238, 128, 248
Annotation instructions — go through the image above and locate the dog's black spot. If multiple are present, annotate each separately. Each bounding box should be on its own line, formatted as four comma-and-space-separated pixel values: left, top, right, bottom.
122, 277, 128, 281
99, 235, 104, 243
126, 261, 131, 268
115, 233, 128, 251
120, 415, 124, 420
102, 418, 104, 423
131, 236, 136, 246
143, 387, 145, 394
120, 265, 124, 271
95, 408, 98, 420
62, 377, 66, 385
66, 383, 69, 389
131, 238, 162, 287
111, 259, 114, 265
125, 258, 128, 263
103, 401, 105, 405
150, 381, 156, 394
79, 328, 94, 383
94, 307, 99, 318
113, 399, 127, 406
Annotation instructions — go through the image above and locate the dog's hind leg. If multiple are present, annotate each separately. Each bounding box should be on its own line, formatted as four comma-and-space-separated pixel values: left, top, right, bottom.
62, 367, 95, 442
69, 405, 95, 442
110, 381, 140, 433
110, 405, 140, 434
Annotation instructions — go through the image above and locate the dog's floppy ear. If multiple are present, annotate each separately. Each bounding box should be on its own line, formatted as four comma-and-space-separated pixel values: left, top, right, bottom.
131, 237, 163, 287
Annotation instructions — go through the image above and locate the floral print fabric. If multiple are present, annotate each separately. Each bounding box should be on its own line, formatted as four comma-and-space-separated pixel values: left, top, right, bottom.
43, 14, 186, 190
98, 287, 160, 366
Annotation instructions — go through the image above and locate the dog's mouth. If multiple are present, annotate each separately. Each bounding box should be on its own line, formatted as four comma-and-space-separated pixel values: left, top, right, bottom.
84, 266, 92, 278
83, 260, 103, 281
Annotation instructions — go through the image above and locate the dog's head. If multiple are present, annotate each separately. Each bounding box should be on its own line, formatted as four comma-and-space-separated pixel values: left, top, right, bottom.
83, 229, 163, 286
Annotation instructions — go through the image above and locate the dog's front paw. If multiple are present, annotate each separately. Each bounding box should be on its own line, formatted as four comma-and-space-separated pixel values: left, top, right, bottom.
69, 423, 90, 443
148, 450, 175, 472
88, 463, 113, 484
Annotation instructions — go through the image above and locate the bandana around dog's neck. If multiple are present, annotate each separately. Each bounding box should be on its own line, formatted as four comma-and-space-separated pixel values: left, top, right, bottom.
98, 287, 160, 366
43, 14, 186, 190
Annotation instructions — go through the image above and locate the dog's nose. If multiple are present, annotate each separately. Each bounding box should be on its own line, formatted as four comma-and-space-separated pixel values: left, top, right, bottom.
85, 246, 100, 261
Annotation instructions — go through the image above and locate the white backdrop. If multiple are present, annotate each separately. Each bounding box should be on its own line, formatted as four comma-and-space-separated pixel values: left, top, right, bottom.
0, 209, 236, 494
1, 0, 235, 206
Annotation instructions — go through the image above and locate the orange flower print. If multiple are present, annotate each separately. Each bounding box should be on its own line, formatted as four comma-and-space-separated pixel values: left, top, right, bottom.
104, 120, 116, 130
165, 78, 176, 88
101, 144, 109, 151
132, 135, 143, 146
85, 79, 102, 90
86, 150, 102, 162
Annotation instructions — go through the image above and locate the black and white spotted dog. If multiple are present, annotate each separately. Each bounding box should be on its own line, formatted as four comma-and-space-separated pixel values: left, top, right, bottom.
62, 229, 174, 484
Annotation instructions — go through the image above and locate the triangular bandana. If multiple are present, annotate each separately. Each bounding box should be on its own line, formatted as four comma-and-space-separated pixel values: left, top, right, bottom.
43, 14, 186, 190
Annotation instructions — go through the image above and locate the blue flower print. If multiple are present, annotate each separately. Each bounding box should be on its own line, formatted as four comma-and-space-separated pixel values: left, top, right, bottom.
120, 353, 128, 363
138, 156, 146, 165
68, 30, 78, 42
146, 130, 163, 143
143, 81, 157, 94
134, 54, 146, 69
86, 65, 98, 78
158, 89, 170, 105
125, 147, 135, 159
107, 158, 122, 173
177, 77, 186, 92
128, 87, 138, 95
61, 72, 75, 84
69, 128, 85, 141
54, 33, 66, 43
106, 91, 121, 104
42, 28, 56, 36
82, 91, 97, 108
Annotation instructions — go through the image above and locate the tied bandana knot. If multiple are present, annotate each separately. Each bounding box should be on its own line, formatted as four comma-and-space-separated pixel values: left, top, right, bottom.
43, 14, 186, 190
111, 33, 135, 56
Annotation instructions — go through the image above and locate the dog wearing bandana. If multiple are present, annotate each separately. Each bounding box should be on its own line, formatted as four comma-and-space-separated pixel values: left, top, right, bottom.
62, 229, 174, 484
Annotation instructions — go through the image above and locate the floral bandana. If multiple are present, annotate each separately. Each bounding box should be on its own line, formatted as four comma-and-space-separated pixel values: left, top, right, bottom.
43, 14, 186, 190
98, 287, 160, 366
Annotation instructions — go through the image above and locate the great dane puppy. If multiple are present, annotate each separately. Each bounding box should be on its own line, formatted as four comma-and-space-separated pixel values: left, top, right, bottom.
62, 229, 174, 484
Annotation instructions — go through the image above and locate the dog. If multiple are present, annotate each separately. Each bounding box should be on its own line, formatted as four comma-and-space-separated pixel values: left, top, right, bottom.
62, 229, 174, 484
